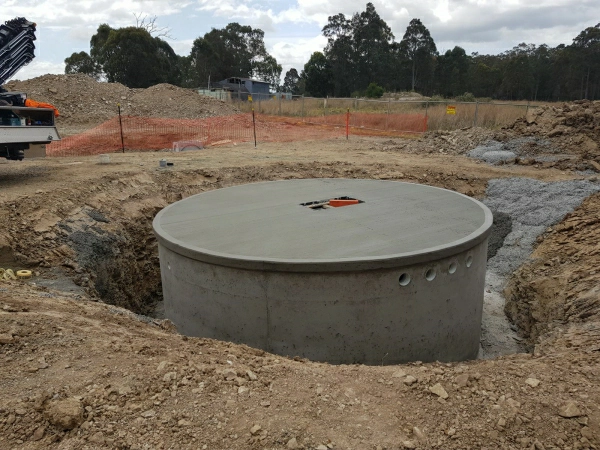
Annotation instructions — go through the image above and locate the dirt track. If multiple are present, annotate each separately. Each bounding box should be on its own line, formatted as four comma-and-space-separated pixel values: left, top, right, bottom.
1, 132, 600, 449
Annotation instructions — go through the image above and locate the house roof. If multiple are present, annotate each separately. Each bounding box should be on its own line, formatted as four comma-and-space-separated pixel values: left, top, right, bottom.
221, 77, 270, 84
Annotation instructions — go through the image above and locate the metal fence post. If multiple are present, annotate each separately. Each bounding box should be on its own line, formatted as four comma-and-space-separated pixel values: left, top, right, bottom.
425, 100, 429, 118
279, 95, 282, 116
473, 100, 479, 127
386, 98, 391, 131
258, 94, 261, 114
301, 95, 305, 121
324, 96, 327, 124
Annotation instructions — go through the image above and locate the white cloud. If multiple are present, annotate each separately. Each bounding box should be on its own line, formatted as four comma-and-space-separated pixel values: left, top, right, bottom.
267, 34, 327, 76
3, 0, 597, 82
170, 39, 195, 56
7, 0, 191, 43
11, 60, 65, 81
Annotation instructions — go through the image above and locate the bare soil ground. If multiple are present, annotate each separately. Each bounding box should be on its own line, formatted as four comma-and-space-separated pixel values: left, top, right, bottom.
1, 134, 599, 450
1, 95, 600, 450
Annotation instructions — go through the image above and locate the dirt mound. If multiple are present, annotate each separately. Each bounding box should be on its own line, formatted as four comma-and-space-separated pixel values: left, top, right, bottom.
375, 126, 499, 155
508, 100, 600, 159
4, 74, 240, 133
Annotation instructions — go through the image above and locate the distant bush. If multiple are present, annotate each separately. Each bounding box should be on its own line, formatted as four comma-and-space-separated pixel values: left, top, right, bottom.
455, 92, 476, 102
365, 83, 384, 98
428, 95, 445, 102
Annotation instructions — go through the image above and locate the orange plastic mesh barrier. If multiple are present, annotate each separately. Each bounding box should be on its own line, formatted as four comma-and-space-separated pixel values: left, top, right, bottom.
47, 112, 426, 157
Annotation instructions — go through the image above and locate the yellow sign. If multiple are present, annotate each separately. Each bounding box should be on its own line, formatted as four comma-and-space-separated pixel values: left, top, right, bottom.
248, 95, 252, 102
446, 105, 456, 115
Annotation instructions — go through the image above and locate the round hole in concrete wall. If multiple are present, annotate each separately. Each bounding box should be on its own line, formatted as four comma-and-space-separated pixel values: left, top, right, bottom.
466, 254, 473, 268
398, 273, 411, 286
425, 268, 436, 281
448, 261, 457, 274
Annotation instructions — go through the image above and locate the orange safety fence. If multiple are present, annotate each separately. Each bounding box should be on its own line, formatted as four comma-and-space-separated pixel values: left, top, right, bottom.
47, 112, 427, 157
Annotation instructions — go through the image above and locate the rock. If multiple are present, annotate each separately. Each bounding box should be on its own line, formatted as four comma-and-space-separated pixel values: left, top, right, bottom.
581, 427, 594, 439
31, 425, 45, 441
413, 426, 426, 442
250, 424, 262, 435
260, 401, 270, 407
246, 370, 258, 381
316, 445, 328, 450
497, 418, 506, 428
157, 361, 169, 371
286, 437, 300, 449
14, 408, 26, 415
48, 88, 58, 94
178, 419, 192, 426
163, 371, 177, 382
44, 398, 84, 430
0, 334, 14, 344
402, 440, 416, 449
525, 378, 540, 387
404, 376, 417, 385
533, 440, 546, 450
577, 416, 589, 426
392, 369, 406, 378
429, 383, 449, 399
223, 368, 237, 380
140, 409, 155, 418
89, 431, 105, 443
455, 373, 469, 387
37, 357, 49, 369
558, 402, 583, 418
238, 386, 249, 395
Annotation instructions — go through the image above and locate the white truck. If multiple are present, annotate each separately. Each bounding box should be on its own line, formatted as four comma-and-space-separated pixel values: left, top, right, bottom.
0, 17, 60, 160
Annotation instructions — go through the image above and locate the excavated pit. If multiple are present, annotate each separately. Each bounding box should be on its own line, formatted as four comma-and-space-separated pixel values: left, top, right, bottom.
7, 166, 594, 364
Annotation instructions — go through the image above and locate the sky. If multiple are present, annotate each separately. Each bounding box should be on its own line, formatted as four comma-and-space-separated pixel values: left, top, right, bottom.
4, 0, 598, 83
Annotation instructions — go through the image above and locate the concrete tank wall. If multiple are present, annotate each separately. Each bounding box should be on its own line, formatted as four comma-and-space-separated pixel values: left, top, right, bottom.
159, 242, 487, 364
154, 179, 492, 365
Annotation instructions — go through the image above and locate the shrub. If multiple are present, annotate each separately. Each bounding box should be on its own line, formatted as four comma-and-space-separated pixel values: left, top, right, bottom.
365, 83, 384, 99
455, 92, 476, 102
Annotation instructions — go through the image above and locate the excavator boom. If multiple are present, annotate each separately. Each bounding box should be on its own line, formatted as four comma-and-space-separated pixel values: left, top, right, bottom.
0, 17, 36, 89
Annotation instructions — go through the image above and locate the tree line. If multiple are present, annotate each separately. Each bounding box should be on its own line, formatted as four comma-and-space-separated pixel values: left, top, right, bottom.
65, 5, 600, 101
65, 21, 282, 90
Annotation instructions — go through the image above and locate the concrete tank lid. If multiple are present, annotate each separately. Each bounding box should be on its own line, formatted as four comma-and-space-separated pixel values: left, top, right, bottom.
153, 179, 493, 272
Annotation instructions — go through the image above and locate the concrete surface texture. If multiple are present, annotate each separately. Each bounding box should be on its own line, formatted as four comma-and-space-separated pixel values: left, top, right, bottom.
154, 179, 493, 364
153, 179, 492, 271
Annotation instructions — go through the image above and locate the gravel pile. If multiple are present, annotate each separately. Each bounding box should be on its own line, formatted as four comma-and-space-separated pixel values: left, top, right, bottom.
478, 177, 600, 358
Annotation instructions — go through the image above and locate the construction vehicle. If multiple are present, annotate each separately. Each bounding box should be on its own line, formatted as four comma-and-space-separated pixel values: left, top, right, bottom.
0, 17, 60, 160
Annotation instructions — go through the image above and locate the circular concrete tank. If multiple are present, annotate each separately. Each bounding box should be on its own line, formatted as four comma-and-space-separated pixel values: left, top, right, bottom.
153, 179, 493, 364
